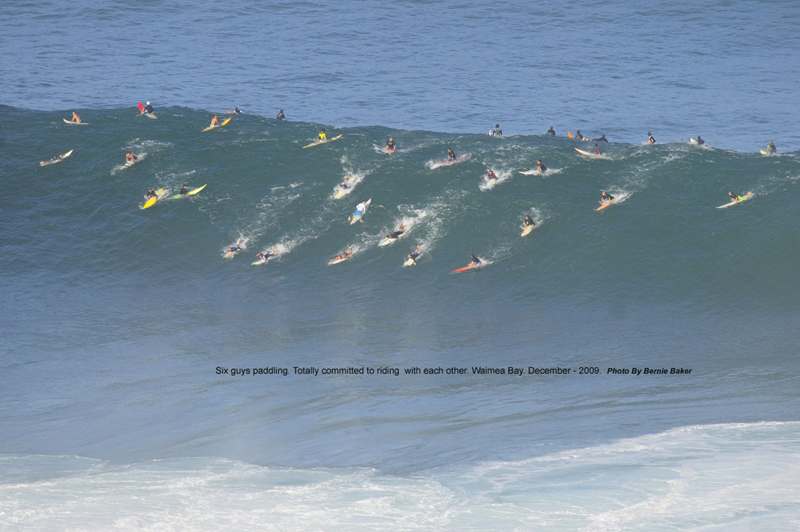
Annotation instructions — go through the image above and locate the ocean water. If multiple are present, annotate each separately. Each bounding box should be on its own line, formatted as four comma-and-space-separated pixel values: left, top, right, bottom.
2, 1, 800, 530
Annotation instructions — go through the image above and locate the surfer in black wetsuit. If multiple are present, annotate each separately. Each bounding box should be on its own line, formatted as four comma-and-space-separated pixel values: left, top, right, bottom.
524, 215, 536, 227
486, 170, 497, 181
695, 136, 705, 146
277, 109, 285, 121
647, 132, 656, 144
386, 138, 396, 151
594, 144, 602, 155
767, 141, 776, 154
335, 245, 354, 261
256, 247, 276, 261
594, 134, 608, 142
575, 130, 586, 141
537, 160, 547, 173
144, 102, 154, 114
179, 185, 188, 196
470, 253, 481, 266
146, 188, 157, 199
490, 124, 502, 136
547, 126, 555, 136
601, 190, 614, 202
384, 224, 405, 240
447, 148, 456, 162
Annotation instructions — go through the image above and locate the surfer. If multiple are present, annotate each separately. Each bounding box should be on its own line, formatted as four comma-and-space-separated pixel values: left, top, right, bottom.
593, 134, 608, 142
601, 190, 614, 202
339, 176, 350, 190
71, 112, 82, 123
227, 239, 244, 254
524, 215, 536, 228
144, 102, 154, 115
384, 224, 405, 240
469, 253, 481, 267
277, 109, 285, 120
318, 128, 327, 142
125, 152, 137, 165
210, 115, 219, 128
575, 130, 586, 141
489, 124, 502, 136
386, 137, 396, 151
233, 107, 243, 114
179, 184, 188, 196
728, 191, 746, 202
486, 170, 498, 181
256, 247, 276, 262
547, 126, 555, 136
647, 132, 657, 144
767, 141, 776, 154
335, 245, 354, 261
349, 200, 367, 222
695, 136, 706, 146
594, 144, 602, 155
447, 148, 456, 162
537, 160, 547, 173
145, 188, 158, 199
41, 152, 63, 164
408, 247, 422, 263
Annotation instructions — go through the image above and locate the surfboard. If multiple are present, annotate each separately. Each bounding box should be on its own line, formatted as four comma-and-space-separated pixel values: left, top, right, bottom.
141, 188, 164, 209
63, 119, 87, 125
165, 184, 207, 200
716, 192, 753, 209
575, 147, 607, 158
568, 132, 573, 138
521, 224, 535, 236
379, 233, 404, 246
349, 198, 371, 224
329, 254, 350, 265
124, 160, 135, 167
40, 149, 73, 166
303, 134, 343, 149
439, 155, 468, 166
760, 150, 767, 155
595, 200, 613, 211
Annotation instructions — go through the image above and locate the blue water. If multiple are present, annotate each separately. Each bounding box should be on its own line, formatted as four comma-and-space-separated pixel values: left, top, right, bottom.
2, 1, 800, 530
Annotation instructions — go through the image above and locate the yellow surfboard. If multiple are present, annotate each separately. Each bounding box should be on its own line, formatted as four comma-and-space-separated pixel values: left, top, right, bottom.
141, 188, 164, 209
521, 224, 535, 236
595, 200, 613, 211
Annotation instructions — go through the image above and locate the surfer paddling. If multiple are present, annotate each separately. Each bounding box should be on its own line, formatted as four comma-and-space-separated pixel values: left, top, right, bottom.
334, 245, 354, 261
486, 170, 498, 182
601, 190, 614, 203
407, 247, 422, 265
382, 224, 405, 241
469, 253, 481, 267
728, 191, 747, 202
593, 134, 608, 142
41, 152, 63, 165
524, 215, 536, 228
125, 152, 137, 165
256, 247, 276, 262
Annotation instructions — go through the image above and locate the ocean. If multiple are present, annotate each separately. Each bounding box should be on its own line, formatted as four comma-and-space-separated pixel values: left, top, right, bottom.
2, 1, 800, 530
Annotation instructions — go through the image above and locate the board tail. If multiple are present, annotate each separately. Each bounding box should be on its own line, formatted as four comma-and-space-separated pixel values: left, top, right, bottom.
567, 131, 573, 138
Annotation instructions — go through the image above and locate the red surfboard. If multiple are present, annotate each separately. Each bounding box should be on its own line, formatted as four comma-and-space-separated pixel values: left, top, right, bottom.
451, 264, 475, 273
138, 102, 145, 113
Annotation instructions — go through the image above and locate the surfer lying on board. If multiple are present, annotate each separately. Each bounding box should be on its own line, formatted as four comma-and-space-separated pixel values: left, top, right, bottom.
42, 152, 63, 164
447, 148, 456, 162
384, 224, 405, 240
648, 132, 657, 144
144, 102, 154, 114
728, 192, 746, 202
210, 115, 219, 128
126, 152, 137, 165
767, 141, 776, 154
227, 240, 243, 254
408, 247, 422, 263
524, 215, 536, 227
71, 112, 82, 123
486, 170, 497, 181
386, 138, 396, 151
335, 246, 354, 261
339, 176, 350, 190
470, 253, 481, 267
601, 191, 614, 202
547, 126, 555, 136
594, 144, 602, 155
146, 188, 158, 199
537, 160, 547, 173
319, 129, 327, 142
256, 247, 276, 261
593, 134, 608, 142
277, 109, 285, 121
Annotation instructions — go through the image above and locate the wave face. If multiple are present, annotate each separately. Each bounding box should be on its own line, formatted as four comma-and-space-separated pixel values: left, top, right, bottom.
2, 107, 800, 528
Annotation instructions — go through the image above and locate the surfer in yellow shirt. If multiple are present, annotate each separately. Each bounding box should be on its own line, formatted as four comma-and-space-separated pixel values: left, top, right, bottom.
71, 112, 82, 123
318, 128, 327, 142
